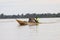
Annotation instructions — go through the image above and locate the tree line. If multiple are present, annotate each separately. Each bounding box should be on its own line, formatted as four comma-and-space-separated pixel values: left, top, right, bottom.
0, 13, 60, 19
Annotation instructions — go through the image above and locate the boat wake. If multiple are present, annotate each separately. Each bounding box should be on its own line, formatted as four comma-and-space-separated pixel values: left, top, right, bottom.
40, 20, 60, 24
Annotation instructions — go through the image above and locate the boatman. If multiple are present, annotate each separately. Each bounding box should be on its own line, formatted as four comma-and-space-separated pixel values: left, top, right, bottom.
35, 17, 39, 23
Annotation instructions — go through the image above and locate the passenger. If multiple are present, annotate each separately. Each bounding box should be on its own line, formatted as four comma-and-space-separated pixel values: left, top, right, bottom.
28, 18, 36, 23
28, 18, 39, 23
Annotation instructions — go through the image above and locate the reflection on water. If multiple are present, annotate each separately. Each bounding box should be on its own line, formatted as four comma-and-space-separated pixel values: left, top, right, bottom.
29, 25, 38, 32
0, 18, 60, 40
17, 24, 38, 32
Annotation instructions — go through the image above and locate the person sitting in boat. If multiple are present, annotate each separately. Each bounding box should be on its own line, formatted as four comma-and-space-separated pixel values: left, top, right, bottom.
28, 18, 39, 23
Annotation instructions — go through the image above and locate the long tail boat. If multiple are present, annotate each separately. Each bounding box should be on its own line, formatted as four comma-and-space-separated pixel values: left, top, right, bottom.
16, 20, 39, 25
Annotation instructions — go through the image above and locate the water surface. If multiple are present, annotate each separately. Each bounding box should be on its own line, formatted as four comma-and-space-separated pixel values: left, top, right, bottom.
0, 18, 60, 40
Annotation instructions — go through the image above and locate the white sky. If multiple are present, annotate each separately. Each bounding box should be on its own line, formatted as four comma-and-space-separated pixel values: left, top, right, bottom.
0, 0, 60, 15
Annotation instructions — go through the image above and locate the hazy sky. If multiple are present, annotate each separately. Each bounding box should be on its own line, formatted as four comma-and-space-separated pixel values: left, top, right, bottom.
0, 0, 60, 15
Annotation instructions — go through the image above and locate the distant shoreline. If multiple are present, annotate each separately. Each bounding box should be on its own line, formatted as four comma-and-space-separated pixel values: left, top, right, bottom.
0, 13, 60, 19
0, 17, 60, 19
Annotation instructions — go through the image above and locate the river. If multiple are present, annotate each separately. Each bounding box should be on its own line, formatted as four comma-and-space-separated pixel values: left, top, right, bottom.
0, 18, 60, 40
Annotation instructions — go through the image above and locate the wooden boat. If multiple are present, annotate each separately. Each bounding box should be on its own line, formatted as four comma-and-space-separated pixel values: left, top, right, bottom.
16, 20, 39, 25
16, 20, 28, 25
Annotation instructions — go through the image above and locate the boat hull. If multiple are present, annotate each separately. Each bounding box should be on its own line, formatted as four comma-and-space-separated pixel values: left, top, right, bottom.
16, 20, 39, 25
